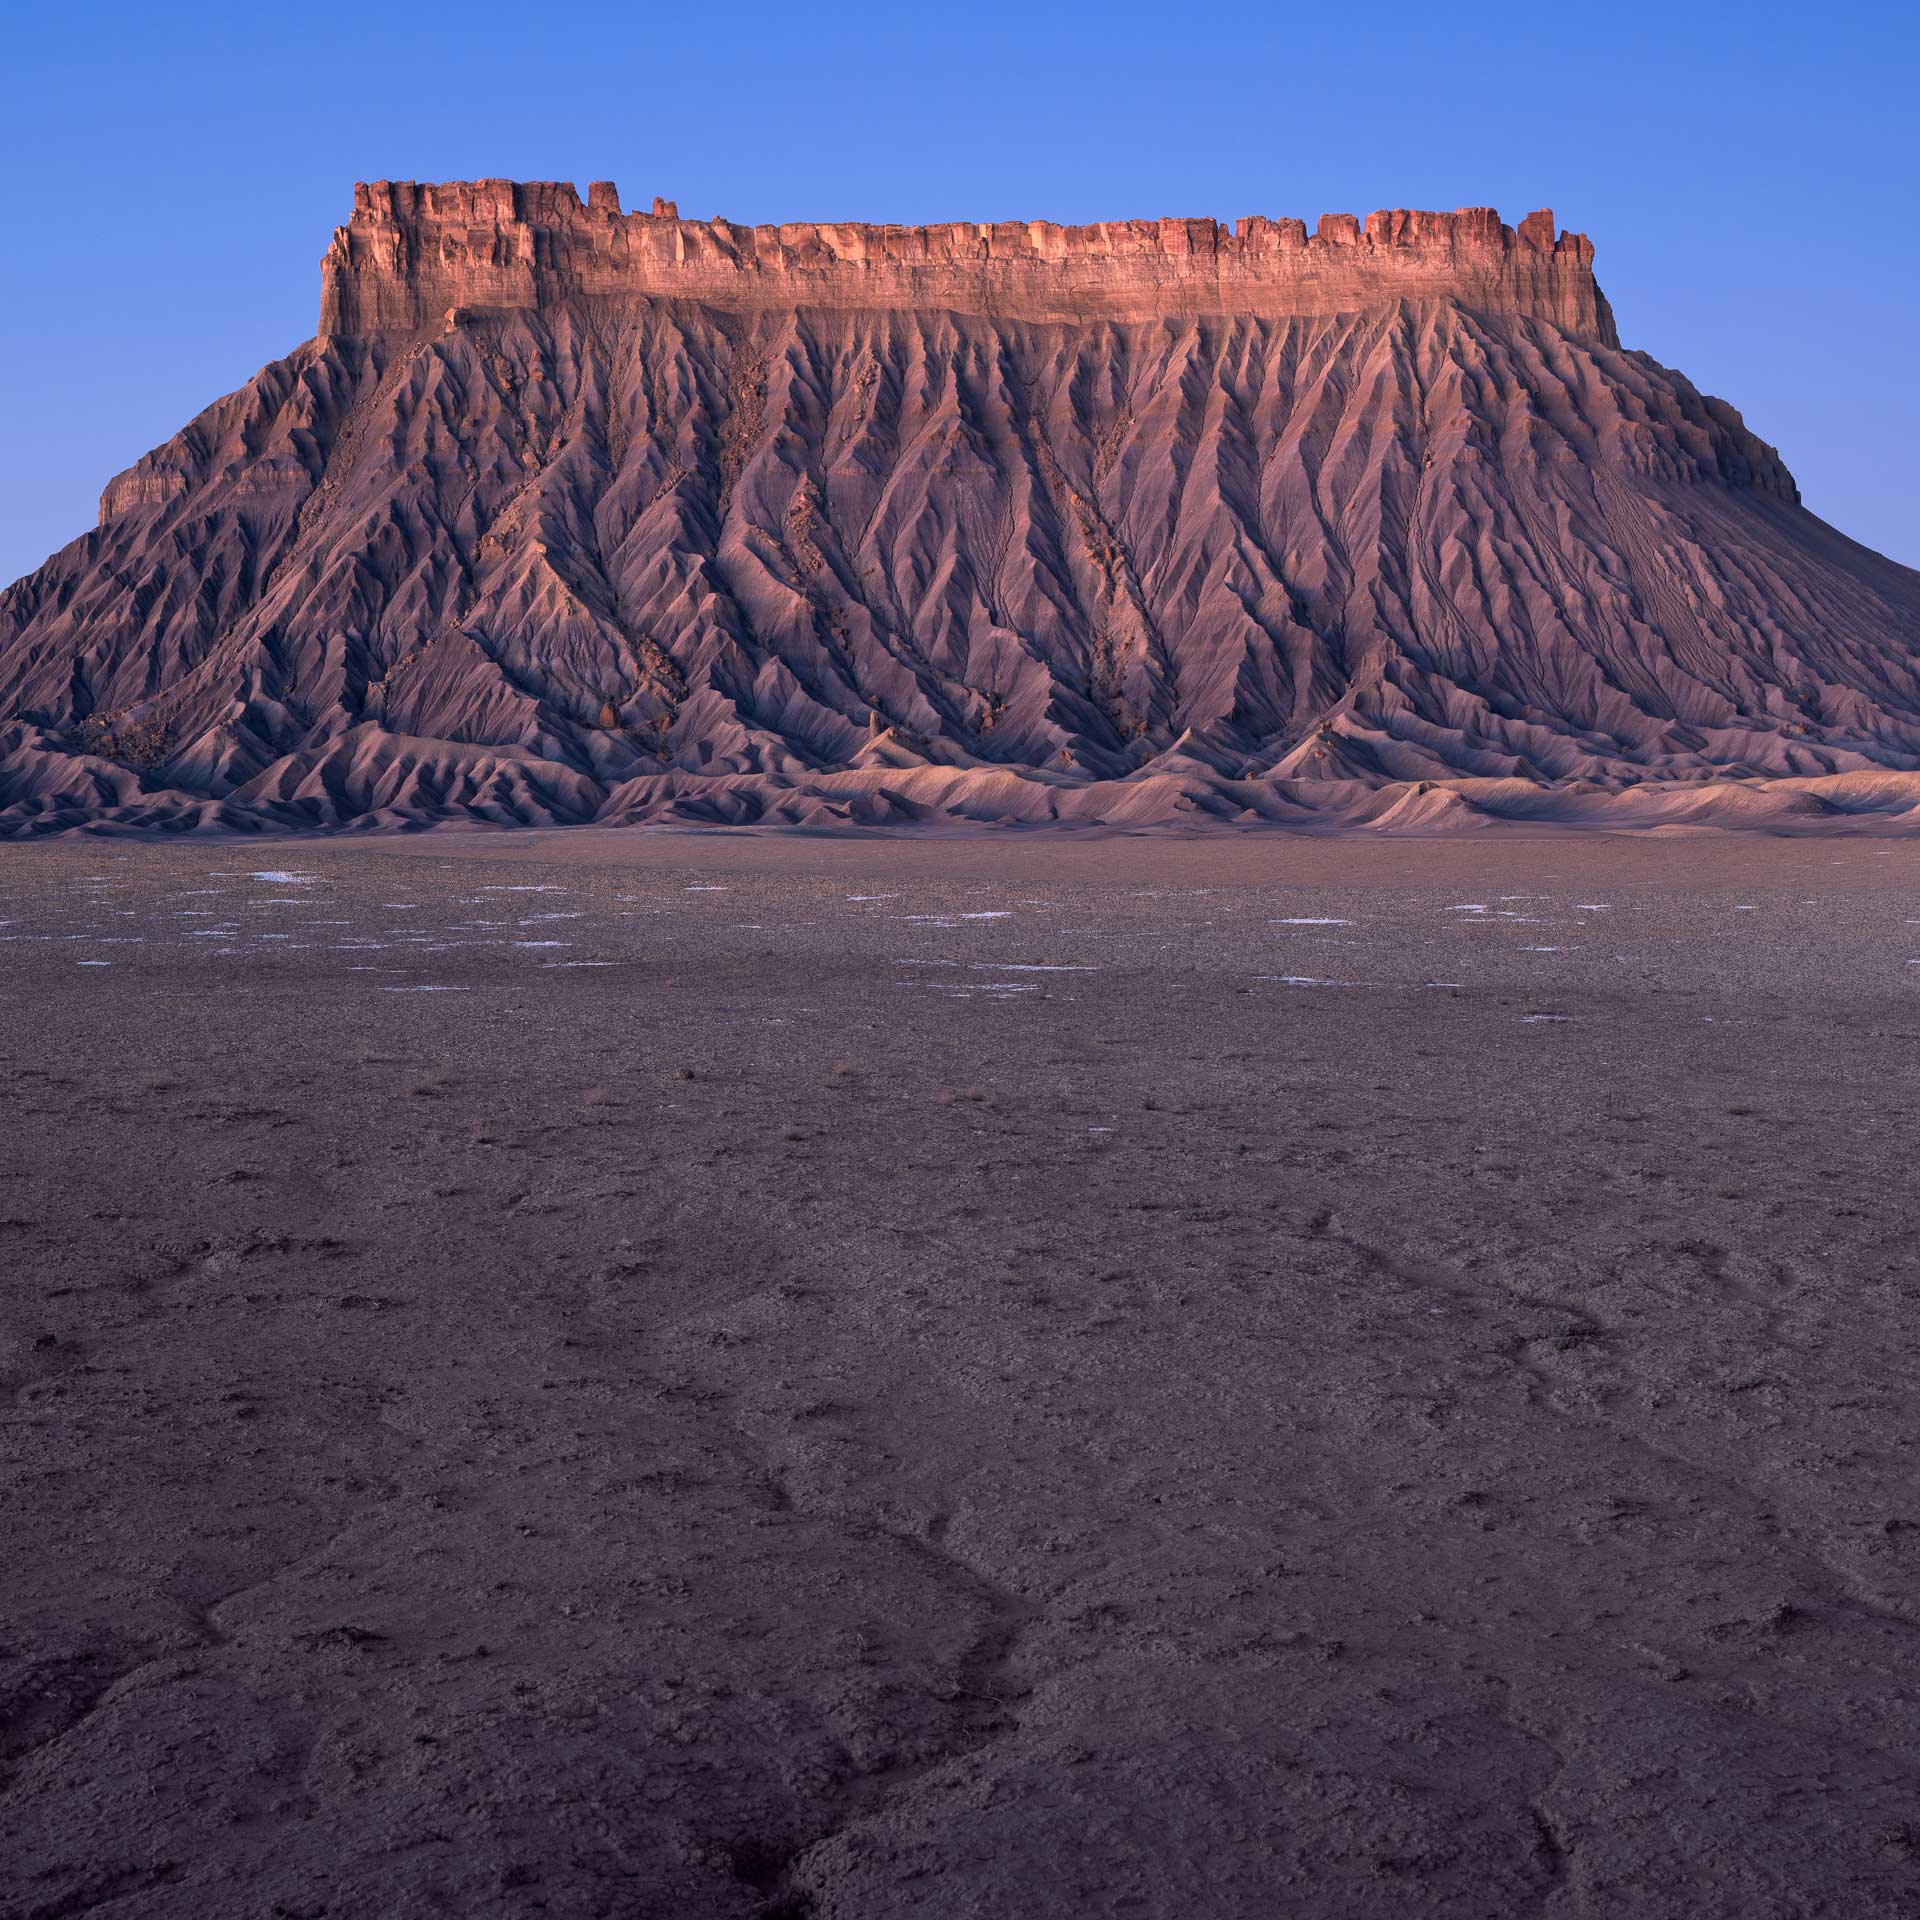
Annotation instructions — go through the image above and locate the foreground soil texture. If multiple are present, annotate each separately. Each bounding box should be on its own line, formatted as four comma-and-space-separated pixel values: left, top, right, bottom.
3, 826, 1919, 1917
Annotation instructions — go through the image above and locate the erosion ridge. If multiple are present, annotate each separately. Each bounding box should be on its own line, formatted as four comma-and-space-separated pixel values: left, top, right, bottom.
320, 180, 1614, 338
3, 179, 1919, 836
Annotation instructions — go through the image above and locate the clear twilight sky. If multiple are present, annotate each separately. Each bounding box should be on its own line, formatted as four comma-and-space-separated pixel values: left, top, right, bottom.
3, 0, 1914, 585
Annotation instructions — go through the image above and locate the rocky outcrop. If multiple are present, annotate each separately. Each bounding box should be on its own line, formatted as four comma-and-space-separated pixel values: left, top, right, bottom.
319, 181, 1615, 340
1, 182, 1916, 835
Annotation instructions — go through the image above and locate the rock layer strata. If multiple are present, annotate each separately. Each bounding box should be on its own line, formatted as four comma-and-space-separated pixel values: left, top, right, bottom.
320, 181, 1613, 337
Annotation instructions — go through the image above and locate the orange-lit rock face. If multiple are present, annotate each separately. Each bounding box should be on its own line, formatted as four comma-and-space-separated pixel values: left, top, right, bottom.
319, 180, 1614, 341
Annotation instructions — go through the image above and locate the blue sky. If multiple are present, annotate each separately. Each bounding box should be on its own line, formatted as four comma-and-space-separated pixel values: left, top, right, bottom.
4, 0, 1913, 583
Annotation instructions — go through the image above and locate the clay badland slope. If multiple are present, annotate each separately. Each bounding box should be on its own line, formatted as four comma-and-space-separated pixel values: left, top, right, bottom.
3, 180, 1917, 833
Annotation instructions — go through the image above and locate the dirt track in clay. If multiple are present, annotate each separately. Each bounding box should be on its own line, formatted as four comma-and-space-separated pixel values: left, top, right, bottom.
3, 826, 1919, 1918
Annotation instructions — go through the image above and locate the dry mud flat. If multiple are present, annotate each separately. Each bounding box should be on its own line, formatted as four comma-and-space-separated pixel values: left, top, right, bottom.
2, 827, 1919, 1918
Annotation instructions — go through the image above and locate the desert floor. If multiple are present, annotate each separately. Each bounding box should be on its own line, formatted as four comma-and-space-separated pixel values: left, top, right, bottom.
3, 826, 1918, 1918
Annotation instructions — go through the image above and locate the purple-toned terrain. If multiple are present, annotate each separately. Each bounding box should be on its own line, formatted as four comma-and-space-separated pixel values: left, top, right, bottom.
3, 828, 1919, 1916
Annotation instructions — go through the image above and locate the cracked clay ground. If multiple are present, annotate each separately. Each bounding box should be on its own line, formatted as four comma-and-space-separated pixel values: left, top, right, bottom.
3, 826, 1919, 1918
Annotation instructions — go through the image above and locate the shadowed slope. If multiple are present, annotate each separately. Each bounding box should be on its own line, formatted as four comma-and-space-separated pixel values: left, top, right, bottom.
3, 195, 1918, 833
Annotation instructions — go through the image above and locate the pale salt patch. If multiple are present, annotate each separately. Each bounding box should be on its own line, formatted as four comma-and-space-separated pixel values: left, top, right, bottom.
479, 885, 568, 894
382, 985, 467, 993
959, 911, 1013, 920
519, 912, 584, 923
1257, 975, 1350, 987
1272, 917, 1352, 926
1734, 905, 1759, 911
1521, 946, 1565, 953
76, 960, 111, 967
541, 961, 616, 969
974, 963, 1100, 973
1573, 904, 1611, 911
848, 894, 900, 902
250, 871, 317, 885
514, 940, 568, 948
685, 885, 728, 892
1521, 1013, 1569, 1023
1423, 981, 1463, 988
